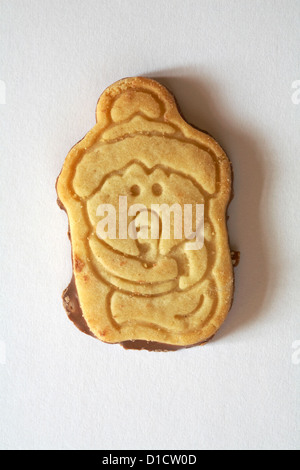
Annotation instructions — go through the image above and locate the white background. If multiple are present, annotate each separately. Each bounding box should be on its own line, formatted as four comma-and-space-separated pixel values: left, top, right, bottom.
0, 0, 299, 450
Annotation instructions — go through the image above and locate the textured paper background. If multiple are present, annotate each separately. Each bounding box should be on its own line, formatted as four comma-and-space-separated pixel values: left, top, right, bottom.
0, 0, 299, 450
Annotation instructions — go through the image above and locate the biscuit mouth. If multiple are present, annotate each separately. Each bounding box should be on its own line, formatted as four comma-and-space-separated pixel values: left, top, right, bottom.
88, 232, 210, 299
89, 234, 179, 285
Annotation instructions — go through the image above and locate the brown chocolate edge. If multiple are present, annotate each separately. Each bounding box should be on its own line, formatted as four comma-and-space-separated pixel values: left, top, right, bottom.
56, 78, 240, 351
56, 177, 97, 340
62, 275, 96, 338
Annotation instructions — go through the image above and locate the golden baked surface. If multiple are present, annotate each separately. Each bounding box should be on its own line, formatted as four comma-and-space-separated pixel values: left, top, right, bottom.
57, 77, 234, 347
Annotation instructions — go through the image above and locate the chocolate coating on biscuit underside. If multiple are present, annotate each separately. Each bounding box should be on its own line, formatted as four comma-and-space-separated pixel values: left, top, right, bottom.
57, 157, 240, 350
57, 196, 203, 351
62, 274, 214, 351
62, 275, 96, 338
58, 183, 239, 351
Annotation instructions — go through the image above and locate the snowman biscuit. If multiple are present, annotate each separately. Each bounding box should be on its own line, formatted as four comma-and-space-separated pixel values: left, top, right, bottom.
57, 77, 236, 349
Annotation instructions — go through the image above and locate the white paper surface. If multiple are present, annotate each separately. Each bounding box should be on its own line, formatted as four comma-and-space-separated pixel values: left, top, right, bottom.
0, 0, 299, 450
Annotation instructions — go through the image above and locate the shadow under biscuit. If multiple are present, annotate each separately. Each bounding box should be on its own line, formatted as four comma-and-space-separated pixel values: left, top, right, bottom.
147, 68, 274, 341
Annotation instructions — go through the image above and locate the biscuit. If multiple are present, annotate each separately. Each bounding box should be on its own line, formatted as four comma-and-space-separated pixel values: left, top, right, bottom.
56, 77, 237, 350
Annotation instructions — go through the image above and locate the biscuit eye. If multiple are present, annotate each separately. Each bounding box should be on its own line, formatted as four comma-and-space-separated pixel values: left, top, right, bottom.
152, 183, 163, 196
130, 185, 141, 196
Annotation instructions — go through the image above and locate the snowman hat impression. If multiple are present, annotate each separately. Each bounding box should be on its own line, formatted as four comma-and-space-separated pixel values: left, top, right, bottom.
72, 77, 220, 201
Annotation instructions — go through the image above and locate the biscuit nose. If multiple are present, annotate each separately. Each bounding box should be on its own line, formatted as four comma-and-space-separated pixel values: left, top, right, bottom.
134, 210, 161, 264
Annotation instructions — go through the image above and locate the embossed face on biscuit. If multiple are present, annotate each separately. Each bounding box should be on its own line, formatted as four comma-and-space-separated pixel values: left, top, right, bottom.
57, 77, 234, 348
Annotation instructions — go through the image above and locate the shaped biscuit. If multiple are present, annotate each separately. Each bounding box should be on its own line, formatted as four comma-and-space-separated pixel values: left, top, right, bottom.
56, 77, 236, 349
